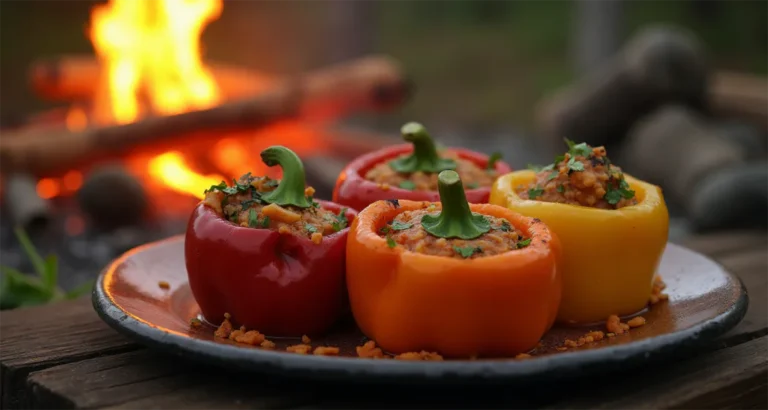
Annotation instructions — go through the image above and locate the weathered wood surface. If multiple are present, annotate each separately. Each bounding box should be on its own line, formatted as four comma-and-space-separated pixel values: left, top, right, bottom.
1, 230, 765, 409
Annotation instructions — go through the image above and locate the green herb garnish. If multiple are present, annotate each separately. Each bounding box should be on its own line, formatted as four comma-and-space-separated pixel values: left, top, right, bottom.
547, 170, 559, 181
567, 156, 585, 172
248, 208, 258, 228
565, 138, 593, 158
379, 226, 391, 235
499, 220, 512, 232
260, 216, 270, 228
386, 235, 397, 248
205, 181, 228, 194
332, 208, 349, 232
399, 181, 416, 191
604, 178, 635, 205
556, 185, 565, 193
487, 152, 502, 170
305, 223, 318, 233
528, 163, 555, 173
453, 246, 482, 259
517, 238, 532, 249
391, 220, 413, 231
528, 186, 545, 199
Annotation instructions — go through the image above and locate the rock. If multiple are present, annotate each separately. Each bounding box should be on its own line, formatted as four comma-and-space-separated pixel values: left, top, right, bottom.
689, 162, 767, 232
536, 25, 709, 155
77, 165, 148, 229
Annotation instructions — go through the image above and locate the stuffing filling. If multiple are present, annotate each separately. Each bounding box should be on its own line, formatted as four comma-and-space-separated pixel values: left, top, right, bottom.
365, 151, 498, 191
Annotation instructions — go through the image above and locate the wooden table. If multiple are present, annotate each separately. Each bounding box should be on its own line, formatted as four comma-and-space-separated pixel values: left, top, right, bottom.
2, 230, 766, 409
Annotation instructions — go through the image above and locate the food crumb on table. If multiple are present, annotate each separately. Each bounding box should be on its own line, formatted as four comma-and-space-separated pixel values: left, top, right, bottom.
394, 351, 444, 361
301, 335, 311, 344
189, 317, 202, 328
287, 344, 313, 354
356, 340, 385, 359
214, 314, 233, 338
606, 314, 630, 335
627, 316, 647, 328
158, 280, 170, 290
313, 346, 340, 356
650, 276, 668, 304
260, 340, 276, 349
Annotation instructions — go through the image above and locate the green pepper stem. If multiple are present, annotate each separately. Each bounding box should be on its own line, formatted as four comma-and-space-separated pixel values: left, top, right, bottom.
389, 122, 457, 173
260, 146, 311, 208
421, 170, 490, 239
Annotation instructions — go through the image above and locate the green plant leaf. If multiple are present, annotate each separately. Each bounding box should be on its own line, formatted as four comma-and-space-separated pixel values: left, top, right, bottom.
13, 228, 47, 283
43, 254, 58, 292
64, 280, 95, 300
0, 266, 52, 309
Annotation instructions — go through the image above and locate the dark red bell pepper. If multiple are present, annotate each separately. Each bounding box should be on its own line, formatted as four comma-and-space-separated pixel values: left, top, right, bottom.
333, 122, 512, 212
185, 146, 358, 337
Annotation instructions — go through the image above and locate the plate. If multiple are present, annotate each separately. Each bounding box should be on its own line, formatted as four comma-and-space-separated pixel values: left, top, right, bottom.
93, 236, 748, 384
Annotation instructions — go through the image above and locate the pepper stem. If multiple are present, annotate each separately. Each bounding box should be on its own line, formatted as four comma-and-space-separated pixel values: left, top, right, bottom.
260, 146, 311, 208
421, 170, 490, 239
388, 122, 457, 173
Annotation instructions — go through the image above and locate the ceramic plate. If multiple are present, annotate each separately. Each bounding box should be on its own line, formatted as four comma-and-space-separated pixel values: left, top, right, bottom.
93, 236, 747, 384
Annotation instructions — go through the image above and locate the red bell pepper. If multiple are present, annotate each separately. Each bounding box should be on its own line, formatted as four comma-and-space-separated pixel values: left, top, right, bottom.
333, 122, 512, 211
185, 146, 358, 337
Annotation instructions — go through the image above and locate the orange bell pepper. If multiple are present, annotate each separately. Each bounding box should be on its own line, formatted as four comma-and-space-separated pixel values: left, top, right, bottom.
347, 171, 561, 358
490, 171, 669, 324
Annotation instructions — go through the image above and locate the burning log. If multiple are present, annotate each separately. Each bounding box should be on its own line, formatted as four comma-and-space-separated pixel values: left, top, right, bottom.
2, 173, 51, 232
30, 55, 273, 101
2, 55, 409, 175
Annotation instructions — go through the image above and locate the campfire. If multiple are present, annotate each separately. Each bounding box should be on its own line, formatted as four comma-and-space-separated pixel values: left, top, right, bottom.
1, 0, 408, 233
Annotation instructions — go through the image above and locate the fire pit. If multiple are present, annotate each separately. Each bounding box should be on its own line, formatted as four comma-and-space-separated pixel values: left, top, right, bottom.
0, 0, 408, 291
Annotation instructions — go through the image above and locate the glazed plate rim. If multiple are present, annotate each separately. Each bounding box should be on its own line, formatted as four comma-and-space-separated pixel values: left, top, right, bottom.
92, 236, 749, 384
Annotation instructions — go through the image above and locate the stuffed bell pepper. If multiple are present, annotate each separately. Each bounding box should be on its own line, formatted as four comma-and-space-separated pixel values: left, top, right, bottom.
333, 122, 512, 211
490, 140, 669, 324
185, 146, 357, 337
347, 170, 561, 358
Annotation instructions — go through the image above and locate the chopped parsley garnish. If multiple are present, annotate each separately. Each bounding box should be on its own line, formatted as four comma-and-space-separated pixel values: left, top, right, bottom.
528, 163, 555, 172
499, 220, 512, 232
547, 170, 559, 181
466, 182, 480, 189
386, 235, 397, 248
228, 212, 239, 223
399, 181, 416, 191
305, 223, 318, 233
565, 138, 593, 158
554, 154, 566, 164
556, 185, 565, 193
528, 186, 545, 199
260, 216, 270, 228
205, 181, 227, 193
390, 220, 412, 231
487, 152, 502, 170
307, 196, 321, 209
604, 178, 635, 205
453, 246, 482, 258
379, 226, 391, 234
517, 238, 532, 249
248, 208, 258, 228
332, 208, 348, 232
567, 156, 585, 172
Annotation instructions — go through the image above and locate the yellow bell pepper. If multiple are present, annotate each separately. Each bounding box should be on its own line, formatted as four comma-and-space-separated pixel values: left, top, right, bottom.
490, 171, 669, 324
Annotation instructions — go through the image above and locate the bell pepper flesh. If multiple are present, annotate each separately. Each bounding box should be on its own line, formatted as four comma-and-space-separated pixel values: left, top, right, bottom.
346, 199, 561, 358
333, 144, 512, 212
185, 200, 358, 336
490, 171, 669, 324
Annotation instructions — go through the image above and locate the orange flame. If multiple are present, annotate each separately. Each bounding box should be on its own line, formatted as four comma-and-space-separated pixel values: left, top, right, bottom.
89, 0, 222, 124
48, 0, 322, 202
